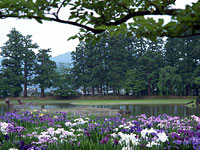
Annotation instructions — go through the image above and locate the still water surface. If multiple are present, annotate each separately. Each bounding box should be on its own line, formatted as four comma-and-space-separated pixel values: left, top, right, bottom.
0, 103, 200, 118
91, 104, 200, 118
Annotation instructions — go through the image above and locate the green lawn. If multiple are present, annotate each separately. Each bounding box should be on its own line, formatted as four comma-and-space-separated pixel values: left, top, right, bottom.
0, 98, 195, 105
67, 99, 195, 105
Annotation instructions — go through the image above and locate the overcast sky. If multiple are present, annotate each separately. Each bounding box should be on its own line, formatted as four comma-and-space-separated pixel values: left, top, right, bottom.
0, 0, 197, 57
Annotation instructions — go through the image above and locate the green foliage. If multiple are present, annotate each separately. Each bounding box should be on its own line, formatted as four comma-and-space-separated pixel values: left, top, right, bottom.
194, 77, 200, 85
71, 34, 165, 96
0, 72, 9, 97
71, 34, 133, 95
34, 48, 57, 98
0, 28, 38, 97
158, 66, 182, 96
71, 42, 89, 95
1, 0, 200, 41
122, 69, 146, 96
194, 67, 200, 86
165, 36, 200, 95
53, 63, 79, 97
71, 33, 200, 96
0, 28, 24, 97
135, 38, 165, 95
21, 35, 38, 97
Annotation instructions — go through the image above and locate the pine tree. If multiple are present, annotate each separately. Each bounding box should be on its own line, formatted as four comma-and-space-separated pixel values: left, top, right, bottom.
1, 28, 38, 97
34, 49, 56, 98
21, 35, 38, 97
1, 28, 24, 97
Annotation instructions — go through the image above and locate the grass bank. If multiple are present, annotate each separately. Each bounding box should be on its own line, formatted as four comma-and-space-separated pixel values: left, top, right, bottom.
66, 99, 195, 105
0, 97, 195, 105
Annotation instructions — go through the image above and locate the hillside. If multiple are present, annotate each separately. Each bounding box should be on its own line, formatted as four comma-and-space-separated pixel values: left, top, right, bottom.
0, 57, 3, 66
50, 52, 72, 64
0, 52, 72, 66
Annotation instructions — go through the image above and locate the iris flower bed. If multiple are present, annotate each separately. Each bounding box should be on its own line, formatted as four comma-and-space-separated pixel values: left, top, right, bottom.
0, 110, 200, 150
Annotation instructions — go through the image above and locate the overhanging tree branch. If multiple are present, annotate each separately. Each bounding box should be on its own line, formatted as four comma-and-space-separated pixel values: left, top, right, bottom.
0, 8, 180, 32
106, 8, 180, 26
0, 14, 104, 34
0, 0, 200, 39
55, 0, 67, 19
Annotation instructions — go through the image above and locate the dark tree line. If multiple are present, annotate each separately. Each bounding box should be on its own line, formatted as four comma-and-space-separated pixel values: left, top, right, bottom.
0, 28, 57, 98
1, 29, 200, 98
71, 34, 200, 96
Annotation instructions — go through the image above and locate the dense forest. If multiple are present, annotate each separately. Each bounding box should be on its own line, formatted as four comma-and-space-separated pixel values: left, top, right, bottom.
71, 33, 200, 96
1, 29, 200, 97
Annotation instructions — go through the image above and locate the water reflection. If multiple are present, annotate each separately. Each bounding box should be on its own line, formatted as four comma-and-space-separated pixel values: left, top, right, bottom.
0, 105, 8, 116
89, 104, 200, 118
0, 103, 200, 118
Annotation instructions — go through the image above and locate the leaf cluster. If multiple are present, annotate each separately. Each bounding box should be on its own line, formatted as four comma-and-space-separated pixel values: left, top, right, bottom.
1, 0, 200, 41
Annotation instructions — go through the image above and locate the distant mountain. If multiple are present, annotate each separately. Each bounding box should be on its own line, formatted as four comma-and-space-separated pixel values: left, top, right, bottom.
0, 57, 3, 65
0, 52, 72, 66
50, 52, 72, 64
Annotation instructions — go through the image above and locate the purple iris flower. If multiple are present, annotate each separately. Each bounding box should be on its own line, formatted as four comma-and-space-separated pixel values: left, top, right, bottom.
84, 130, 90, 136
17, 140, 33, 150
170, 132, 182, 140
196, 123, 200, 130
113, 139, 118, 145
116, 113, 121, 117
173, 140, 183, 145
100, 136, 109, 144
4, 135, 9, 141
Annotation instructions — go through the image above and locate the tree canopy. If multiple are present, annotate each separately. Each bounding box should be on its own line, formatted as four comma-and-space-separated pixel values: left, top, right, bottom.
34, 48, 57, 98
0, 29, 57, 98
71, 33, 200, 96
0, 0, 200, 40
1, 28, 27, 97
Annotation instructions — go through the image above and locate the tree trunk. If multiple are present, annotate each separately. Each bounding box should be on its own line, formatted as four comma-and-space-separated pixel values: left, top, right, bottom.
83, 85, 86, 96
24, 63, 28, 97
100, 85, 103, 96
196, 95, 200, 107
113, 87, 116, 96
106, 82, 109, 95
92, 87, 95, 96
117, 89, 121, 95
196, 88, 199, 96
39, 55, 45, 98
186, 84, 190, 96
40, 88, 45, 98
169, 84, 173, 95
97, 86, 100, 95
103, 85, 105, 95
148, 79, 151, 96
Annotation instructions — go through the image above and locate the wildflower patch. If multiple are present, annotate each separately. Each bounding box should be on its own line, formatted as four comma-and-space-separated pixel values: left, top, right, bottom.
0, 110, 200, 149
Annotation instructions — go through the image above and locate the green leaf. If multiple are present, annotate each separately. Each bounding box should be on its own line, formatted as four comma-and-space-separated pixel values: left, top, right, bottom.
67, 35, 78, 41
35, 18, 43, 23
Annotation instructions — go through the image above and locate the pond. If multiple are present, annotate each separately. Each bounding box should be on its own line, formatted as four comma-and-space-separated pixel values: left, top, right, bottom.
0, 103, 200, 118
